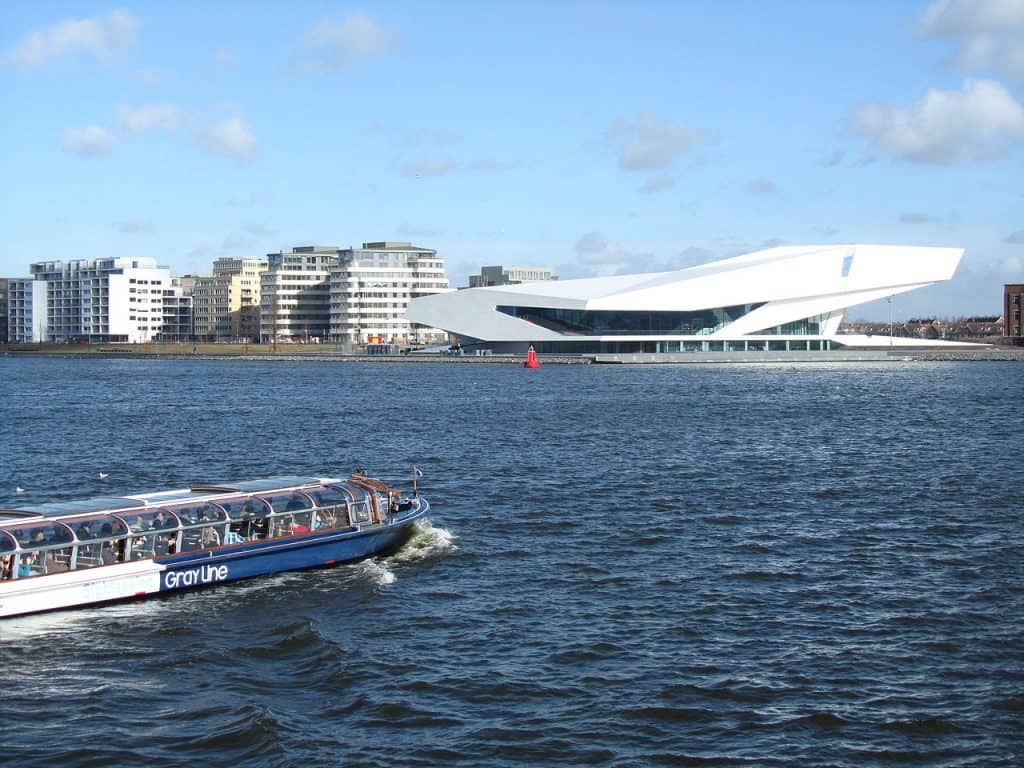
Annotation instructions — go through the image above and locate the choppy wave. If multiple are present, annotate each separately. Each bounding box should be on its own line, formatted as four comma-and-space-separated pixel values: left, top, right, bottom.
1, 358, 1022, 768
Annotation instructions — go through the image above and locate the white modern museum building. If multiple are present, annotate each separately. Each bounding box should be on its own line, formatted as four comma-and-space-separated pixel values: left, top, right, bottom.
406, 244, 966, 354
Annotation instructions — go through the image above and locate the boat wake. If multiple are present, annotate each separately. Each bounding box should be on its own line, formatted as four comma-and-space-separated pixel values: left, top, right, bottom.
391, 518, 457, 564
355, 559, 396, 586
354, 520, 456, 588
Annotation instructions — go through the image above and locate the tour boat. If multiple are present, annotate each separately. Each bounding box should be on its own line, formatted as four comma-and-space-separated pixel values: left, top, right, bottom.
0, 472, 429, 618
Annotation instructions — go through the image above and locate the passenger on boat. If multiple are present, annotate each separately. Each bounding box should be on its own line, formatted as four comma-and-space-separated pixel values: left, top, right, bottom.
130, 536, 147, 559
282, 517, 310, 536
43, 551, 69, 574
17, 553, 36, 577
158, 533, 178, 556
201, 527, 220, 548
1, 555, 12, 579
101, 541, 117, 565
315, 510, 336, 529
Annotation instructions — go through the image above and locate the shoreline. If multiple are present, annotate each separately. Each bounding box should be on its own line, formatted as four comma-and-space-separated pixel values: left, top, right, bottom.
3, 346, 1023, 364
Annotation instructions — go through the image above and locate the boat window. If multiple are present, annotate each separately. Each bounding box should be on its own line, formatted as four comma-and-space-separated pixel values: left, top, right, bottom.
259, 492, 313, 513
348, 502, 372, 524
128, 529, 180, 560
13, 545, 74, 578
123, 508, 181, 533
66, 514, 130, 542
304, 487, 351, 508
180, 524, 223, 552
313, 507, 342, 530
270, 508, 314, 537
6, 521, 74, 550
0, 531, 15, 554
165, 503, 228, 553
166, 503, 227, 526
219, 497, 271, 520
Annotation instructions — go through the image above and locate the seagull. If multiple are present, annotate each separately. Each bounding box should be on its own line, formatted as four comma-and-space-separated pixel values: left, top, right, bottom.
16, 486, 24, 493
99, 472, 109, 480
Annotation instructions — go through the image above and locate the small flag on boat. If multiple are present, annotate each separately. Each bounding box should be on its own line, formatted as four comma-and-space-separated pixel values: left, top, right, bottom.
414, 466, 424, 477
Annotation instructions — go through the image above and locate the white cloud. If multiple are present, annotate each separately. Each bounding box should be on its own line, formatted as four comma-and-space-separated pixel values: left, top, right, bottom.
819, 150, 845, 167
575, 232, 628, 265
1001, 255, 1023, 272
920, 0, 1024, 82
115, 219, 153, 234
401, 157, 457, 177
298, 14, 398, 72
605, 112, 710, 171
244, 223, 275, 237
118, 105, 181, 134
678, 245, 716, 267
852, 78, 1024, 163
199, 117, 259, 162
5, 10, 136, 68
640, 174, 675, 194
61, 125, 115, 155
747, 178, 777, 196
222, 233, 250, 249
208, 46, 239, 73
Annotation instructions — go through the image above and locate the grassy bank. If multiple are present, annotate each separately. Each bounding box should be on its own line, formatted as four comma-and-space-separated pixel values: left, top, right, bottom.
2, 342, 350, 357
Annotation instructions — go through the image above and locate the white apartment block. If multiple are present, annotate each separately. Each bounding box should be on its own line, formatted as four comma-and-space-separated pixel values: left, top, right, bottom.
28, 258, 171, 343
7, 278, 49, 342
159, 278, 193, 341
260, 247, 337, 342
469, 265, 556, 287
329, 241, 452, 346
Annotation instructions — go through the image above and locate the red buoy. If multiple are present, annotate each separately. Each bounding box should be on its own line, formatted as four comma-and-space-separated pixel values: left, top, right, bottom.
524, 345, 540, 368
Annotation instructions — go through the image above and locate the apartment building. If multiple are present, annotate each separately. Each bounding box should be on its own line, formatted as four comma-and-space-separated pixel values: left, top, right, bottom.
1005, 284, 1024, 346
7, 278, 48, 342
27, 258, 171, 343
260, 247, 337, 342
468, 265, 556, 287
158, 278, 193, 341
0, 278, 8, 342
192, 257, 267, 341
329, 241, 452, 346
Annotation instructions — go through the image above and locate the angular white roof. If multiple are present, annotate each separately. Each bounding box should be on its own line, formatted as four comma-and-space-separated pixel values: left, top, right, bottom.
407, 244, 964, 342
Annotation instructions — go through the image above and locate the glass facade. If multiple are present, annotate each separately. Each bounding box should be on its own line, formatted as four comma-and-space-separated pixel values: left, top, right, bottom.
750, 313, 828, 336
496, 303, 765, 336
528, 339, 839, 354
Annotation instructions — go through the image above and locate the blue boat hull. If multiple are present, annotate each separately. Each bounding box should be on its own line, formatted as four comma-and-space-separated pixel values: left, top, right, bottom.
155, 503, 428, 594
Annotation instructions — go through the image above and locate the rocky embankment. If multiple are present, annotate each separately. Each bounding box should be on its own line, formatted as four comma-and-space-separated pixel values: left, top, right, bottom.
899, 347, 1024, 362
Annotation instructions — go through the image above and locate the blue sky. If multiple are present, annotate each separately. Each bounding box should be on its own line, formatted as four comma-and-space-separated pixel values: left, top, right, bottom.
1, 1, 1022, 320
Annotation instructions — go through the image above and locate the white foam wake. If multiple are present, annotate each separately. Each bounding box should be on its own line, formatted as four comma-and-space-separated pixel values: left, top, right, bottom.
390, 518, 458, 564
355, 558, 396, 586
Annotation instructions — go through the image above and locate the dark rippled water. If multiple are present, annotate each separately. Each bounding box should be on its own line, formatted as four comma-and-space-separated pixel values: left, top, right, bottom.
1, 357, 1022, 767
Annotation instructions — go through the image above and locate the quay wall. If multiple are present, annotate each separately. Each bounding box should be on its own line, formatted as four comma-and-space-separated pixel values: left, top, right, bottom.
3, 345, 1023, 364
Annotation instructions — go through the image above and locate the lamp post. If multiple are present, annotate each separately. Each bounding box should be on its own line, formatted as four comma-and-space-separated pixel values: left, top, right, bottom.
889, 295, 894, 351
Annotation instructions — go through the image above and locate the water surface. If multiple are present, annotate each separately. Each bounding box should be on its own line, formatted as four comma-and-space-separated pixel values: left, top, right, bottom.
1, 358, 1021, 766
